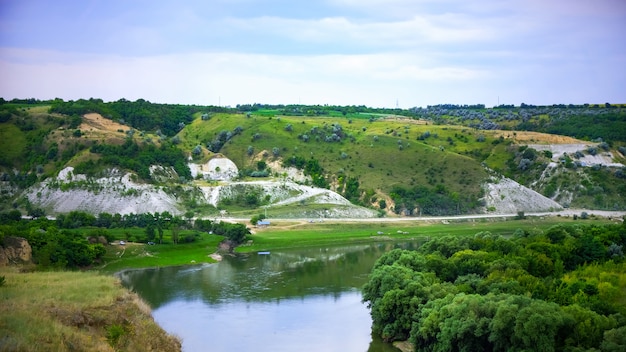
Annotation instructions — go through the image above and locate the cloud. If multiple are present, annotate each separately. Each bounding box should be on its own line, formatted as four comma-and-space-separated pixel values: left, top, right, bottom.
0, 0, 624, 106
0, 48, 489, 106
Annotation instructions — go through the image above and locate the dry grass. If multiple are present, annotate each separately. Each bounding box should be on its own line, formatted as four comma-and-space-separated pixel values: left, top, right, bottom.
80, 113, 130, 134
0, 267, 181, 352
489, 130, 586, 144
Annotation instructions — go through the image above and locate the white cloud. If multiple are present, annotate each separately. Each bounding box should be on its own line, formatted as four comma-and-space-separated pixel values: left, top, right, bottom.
0, 0, 624, 106
0, 48, 490, 107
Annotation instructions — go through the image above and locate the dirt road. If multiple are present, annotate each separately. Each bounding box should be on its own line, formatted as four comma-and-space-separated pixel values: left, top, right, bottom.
217, 209, 626, 225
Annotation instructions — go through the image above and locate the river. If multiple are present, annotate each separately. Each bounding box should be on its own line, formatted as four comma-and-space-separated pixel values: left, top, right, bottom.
118, 242, 423, 352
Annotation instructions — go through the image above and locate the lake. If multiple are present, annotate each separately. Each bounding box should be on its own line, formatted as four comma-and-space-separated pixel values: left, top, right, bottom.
118, 242, 422, 352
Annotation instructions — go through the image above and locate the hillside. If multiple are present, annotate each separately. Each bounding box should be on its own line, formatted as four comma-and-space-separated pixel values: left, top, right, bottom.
0, 267, 181, 351
1, 99, 625, 218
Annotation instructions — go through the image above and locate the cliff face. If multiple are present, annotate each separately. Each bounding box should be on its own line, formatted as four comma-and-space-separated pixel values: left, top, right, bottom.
0, 236, 32, 266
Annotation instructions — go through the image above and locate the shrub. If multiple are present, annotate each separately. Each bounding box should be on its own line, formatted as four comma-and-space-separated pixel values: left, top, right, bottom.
106, 324, 126, 346
587, 146, 598, 156
518, 158, 532, 170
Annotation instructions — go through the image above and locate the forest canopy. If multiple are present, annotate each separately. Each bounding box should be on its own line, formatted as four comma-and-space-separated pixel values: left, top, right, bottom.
362, 222, 626, 351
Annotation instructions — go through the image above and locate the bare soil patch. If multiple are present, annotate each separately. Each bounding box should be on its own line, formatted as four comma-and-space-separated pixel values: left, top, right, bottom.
490, 130, 585, 144
81, 113, 129, 133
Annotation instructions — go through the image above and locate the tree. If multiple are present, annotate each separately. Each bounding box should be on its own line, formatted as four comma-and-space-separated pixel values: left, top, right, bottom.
157, 226, 164, 244
171, 226, 180, 244
145, 225, 156, 242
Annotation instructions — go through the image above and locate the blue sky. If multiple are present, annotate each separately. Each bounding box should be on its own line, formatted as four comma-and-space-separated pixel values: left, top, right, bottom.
1, 0, 625, 107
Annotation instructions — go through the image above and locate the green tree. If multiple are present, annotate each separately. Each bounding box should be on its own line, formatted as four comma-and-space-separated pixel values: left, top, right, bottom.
145, 225, 156, 242
171, 226, 180, 244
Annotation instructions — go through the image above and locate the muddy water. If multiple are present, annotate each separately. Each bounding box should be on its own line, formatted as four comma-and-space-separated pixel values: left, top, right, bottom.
119, 242, 422, 352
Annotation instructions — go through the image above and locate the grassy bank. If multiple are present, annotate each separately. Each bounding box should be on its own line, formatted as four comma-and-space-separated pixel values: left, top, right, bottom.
0, 268, 181, 352
94, 217, 618, 272
98, 232, 224, 274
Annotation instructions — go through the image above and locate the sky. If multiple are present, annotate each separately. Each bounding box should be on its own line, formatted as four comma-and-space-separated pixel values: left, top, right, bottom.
0, 0, 625, 108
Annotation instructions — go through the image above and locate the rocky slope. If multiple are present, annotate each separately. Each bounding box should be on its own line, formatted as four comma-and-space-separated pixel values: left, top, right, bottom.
25, 160, 377, 217
482, 175, 563, 214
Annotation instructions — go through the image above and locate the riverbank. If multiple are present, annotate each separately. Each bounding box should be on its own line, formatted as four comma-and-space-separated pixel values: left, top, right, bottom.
96, 215, 620, 273
236, 215, 619, 253
0, 267, 181, 352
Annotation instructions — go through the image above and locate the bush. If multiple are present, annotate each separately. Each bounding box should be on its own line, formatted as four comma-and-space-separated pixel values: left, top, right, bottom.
587, 146, 598, 156
518, 158, 533, 170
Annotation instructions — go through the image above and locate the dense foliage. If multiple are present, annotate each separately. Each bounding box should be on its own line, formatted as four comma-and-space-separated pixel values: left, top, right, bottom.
0, 218, 106, 269
362, 222, 626, 351
0, 210, 251, 268
389, 184, 477, 216
86, 138, 191, 181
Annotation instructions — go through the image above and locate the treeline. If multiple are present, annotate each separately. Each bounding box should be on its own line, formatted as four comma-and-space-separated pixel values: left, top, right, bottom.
0, 210, 250, 269
362, 222, 626, 351
85, 138, 191, 181
235, 103, 416, 118
48, 98, 228, 136
540, 112, 626, 143
0, 215, 107, 269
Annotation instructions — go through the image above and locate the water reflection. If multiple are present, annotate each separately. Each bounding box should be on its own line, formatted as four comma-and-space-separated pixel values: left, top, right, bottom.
119, 242, 421, 352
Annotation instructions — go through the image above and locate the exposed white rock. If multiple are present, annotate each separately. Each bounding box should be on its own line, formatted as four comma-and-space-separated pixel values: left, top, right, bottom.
26, 167, 182, 215
483, 175, 563, 214
189, 156, 239, 181
197, 180, 353, 207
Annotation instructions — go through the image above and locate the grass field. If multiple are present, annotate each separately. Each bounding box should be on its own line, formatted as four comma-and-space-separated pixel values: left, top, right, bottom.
97, 230, 225, 274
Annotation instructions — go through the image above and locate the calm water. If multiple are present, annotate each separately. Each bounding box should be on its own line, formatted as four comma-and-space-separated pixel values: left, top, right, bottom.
119, 242, 421, 352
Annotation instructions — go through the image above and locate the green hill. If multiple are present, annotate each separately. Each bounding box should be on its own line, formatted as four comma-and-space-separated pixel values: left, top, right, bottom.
1, 99, 625, 216
178, 112, 489, 214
